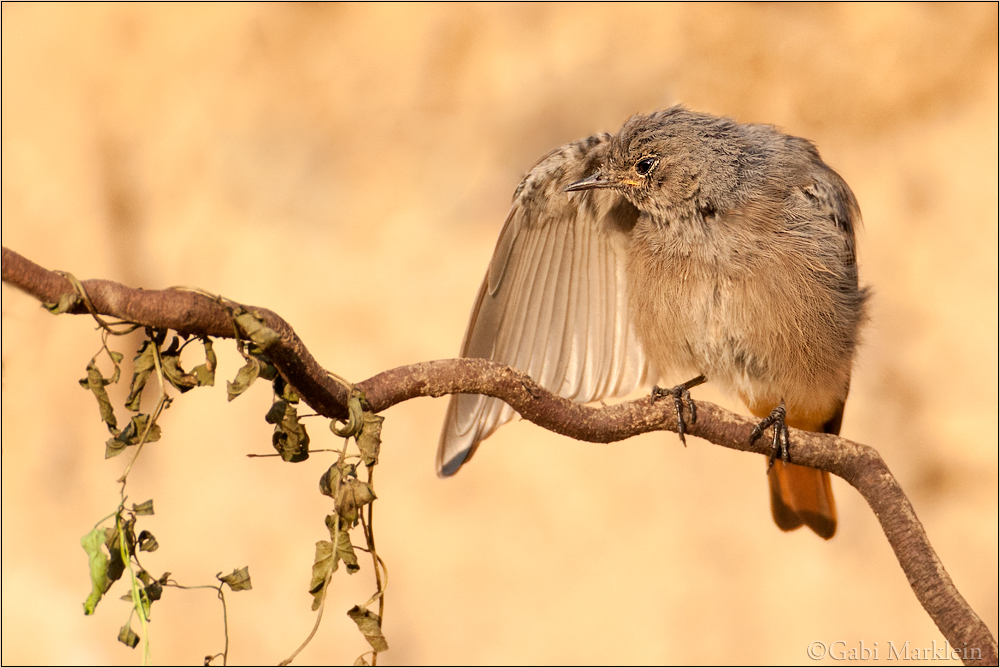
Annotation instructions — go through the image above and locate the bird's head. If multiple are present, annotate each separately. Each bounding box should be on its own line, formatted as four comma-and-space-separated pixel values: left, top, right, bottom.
567, 106, 736, 219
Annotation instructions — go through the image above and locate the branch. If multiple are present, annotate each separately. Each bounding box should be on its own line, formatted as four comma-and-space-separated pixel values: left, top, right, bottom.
3, 246, 996, 666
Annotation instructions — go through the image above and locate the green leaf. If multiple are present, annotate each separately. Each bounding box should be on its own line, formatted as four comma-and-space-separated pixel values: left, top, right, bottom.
118, 623, 140, 649
226, 356, 261, 401
219, 567, 252, 592
356, 413, 384, 467
81, 527, 111, 615
80, 357, 118, 431
347, 606, 389, 652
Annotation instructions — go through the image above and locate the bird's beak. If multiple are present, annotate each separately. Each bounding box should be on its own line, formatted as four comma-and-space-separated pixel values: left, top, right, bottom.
565, 171, 614, 192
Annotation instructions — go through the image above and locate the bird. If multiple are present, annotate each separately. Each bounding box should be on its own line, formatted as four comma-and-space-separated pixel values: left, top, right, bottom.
437, 106, 868, 539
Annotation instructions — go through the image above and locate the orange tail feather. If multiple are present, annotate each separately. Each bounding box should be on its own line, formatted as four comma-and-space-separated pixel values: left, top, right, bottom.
768, 460, 837, 539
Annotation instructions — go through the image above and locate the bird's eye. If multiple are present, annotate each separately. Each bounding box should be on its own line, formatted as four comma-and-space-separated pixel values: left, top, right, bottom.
635, 157, 658, 176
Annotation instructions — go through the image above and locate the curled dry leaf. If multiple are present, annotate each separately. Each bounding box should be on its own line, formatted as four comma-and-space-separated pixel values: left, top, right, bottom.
347, 606, 389, 653
218, 566, 252, 592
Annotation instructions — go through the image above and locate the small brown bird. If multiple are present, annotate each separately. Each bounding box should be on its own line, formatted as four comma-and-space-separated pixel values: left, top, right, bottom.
438, 106, 868, 539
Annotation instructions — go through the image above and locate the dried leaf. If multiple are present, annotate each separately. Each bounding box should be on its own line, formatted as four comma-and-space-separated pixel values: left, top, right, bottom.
105, 414, 162, 458
335, 478, 376, 527
309, 540, 336, 611
104, 432, 128, 459
137, 530, 158, 552
129, 572, 159, 613
320, 464, 374, 531
144, 579, 163, 602
227, 356, 260, 401
335, 522, 359, 574
347, 606, 389, 652
103, 526, 127, 585
44, 292, 80, 315
247, 343, 279, 381
80, 357, 118, 431
318, 464, 336, 498
318, 461, 356, 499
270, 400, 310, 463
331, 395, 365, 437
324, 513, 359, 574
264, 399, 288, 425
356, 413, 384, 466
234, 311, 281, 350
274, 376, 299, 403
107, 350, 124, 384
125, 339, 157, 411
118, 623, 140, 649
219, 567, 252, 592
132, 500, 155, 516
160, 336, 200, 392
190, 338, 217, 387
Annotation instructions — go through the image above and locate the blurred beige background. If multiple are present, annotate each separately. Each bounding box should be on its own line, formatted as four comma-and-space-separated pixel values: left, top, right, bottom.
2, 4, 997, 665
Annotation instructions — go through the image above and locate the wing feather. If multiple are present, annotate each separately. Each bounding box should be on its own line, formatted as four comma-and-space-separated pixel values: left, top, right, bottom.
437, 135, 654, 476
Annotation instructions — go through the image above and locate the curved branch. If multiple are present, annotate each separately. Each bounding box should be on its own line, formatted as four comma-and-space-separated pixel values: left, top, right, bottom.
1, 246, 354, 420
3, 246, 996, 666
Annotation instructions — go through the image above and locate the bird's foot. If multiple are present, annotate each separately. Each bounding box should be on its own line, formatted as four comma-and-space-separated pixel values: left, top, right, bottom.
651, 375, 707, 446
750, 401, 790, 471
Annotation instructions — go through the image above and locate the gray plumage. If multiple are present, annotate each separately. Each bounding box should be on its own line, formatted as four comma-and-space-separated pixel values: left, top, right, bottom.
438, 106, 867, 494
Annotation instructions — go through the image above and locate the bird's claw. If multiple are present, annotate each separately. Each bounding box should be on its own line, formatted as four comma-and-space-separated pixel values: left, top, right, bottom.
750, 402, 790, 471
651, 375, 707, 446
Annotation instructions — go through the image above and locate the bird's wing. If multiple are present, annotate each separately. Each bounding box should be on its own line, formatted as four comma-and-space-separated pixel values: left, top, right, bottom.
437, 134, 655, 476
